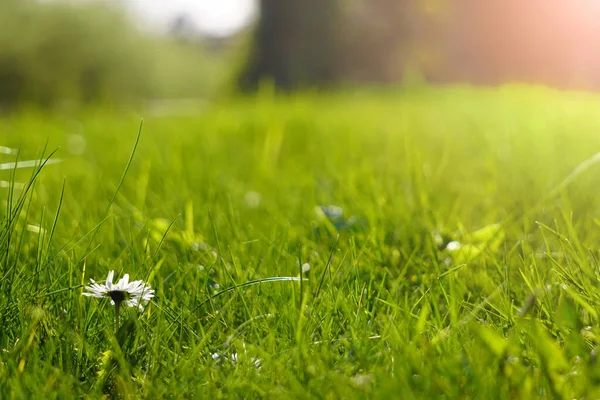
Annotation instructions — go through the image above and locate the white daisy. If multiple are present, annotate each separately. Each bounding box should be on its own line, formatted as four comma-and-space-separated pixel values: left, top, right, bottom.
83, 270, 155, 310
211, 352, 262, 369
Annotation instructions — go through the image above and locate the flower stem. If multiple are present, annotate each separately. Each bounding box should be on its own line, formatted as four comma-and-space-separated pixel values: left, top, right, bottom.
114, 301, 121, 332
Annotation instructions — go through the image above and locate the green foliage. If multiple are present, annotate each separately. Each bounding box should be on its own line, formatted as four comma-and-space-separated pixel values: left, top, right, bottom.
4, 86, 600, 397
0, 0, 232, 109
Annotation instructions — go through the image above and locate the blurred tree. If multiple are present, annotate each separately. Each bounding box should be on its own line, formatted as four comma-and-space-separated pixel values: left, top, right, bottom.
337, 0, 415, 83
170, 14, 199, 41
239, 0, 339, 91
0, 0, 236, 109
0, 0, 155, 108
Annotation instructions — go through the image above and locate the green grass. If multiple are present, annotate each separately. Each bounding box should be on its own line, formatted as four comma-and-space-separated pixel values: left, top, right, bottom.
3, 85, 600, 398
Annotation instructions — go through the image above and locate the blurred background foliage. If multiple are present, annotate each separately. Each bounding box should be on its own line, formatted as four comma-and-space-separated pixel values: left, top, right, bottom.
0, 0, 443, 110
0, 0, 238, 110
2, 0, 600, 110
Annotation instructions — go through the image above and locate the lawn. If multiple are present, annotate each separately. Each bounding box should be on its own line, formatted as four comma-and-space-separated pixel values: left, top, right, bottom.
2, 85, 600, 398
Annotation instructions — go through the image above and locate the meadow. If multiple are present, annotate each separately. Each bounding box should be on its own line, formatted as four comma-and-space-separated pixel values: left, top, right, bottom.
2, 85, 600, 398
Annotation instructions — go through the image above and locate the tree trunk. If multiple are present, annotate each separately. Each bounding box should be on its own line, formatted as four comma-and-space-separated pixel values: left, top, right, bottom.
239, 0, 339, 91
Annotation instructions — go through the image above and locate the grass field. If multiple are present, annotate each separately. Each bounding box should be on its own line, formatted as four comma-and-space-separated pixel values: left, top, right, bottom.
3, 85, 600, 398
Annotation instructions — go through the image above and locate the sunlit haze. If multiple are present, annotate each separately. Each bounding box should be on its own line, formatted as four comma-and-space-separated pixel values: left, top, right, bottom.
124, 0, 258, 37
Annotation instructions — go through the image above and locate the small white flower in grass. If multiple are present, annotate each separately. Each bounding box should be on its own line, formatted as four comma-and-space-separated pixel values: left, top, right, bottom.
301, 263, 311, 274
83, 270, 155, 330
211, 352, 262, 369
83, 270, 155, 308
445, 241, 461, 251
